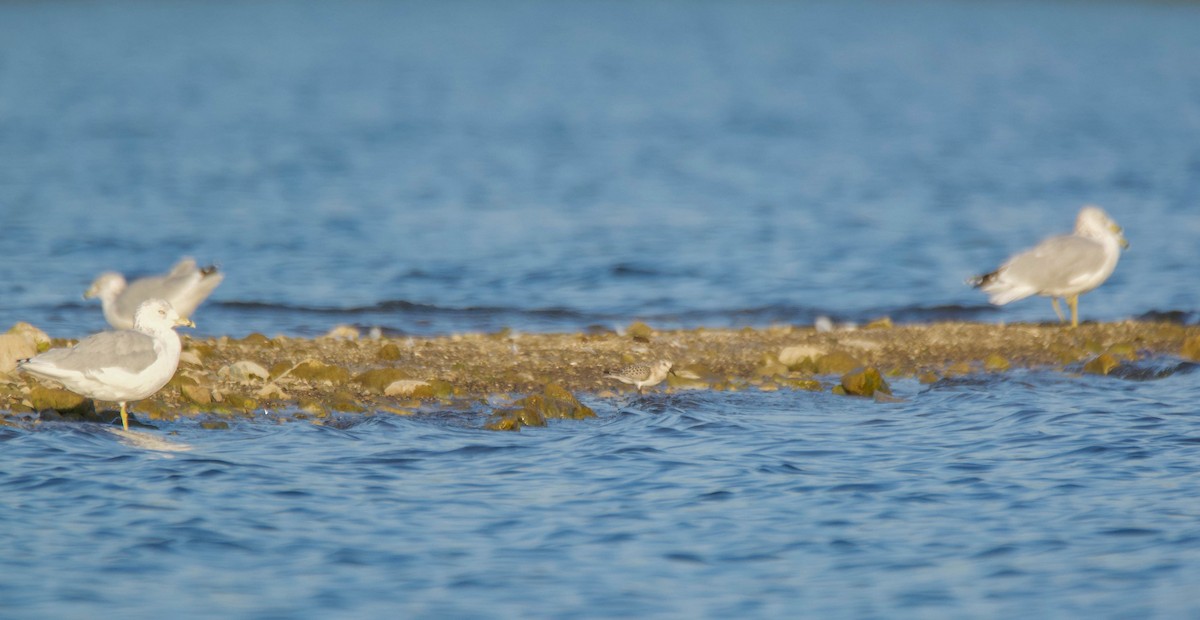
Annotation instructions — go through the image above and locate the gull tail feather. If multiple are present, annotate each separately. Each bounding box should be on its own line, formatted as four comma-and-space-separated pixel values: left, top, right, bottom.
967, 270, 999, 289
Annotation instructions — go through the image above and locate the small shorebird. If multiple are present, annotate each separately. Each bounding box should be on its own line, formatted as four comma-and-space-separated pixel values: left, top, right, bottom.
970, 205, 1128, 327
18, 299, 194, 430
605, 359, 675, 393
85, 257, 223, 330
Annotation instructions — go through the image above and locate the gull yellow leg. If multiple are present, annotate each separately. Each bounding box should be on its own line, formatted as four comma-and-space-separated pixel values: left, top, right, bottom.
120, 402, 129, 431
1068, 295, 1079, 328
1050, 298, 1066, 323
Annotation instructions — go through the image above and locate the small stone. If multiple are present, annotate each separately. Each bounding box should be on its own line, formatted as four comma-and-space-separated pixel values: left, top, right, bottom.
222, 393, 258, 412
8, 322, 51, 351
865, 316, 893, 329
354, 368, 413, 393
945, 361, 973, 376
297, 399, 327, 417
269, 361, 294, 380
328, 391, 365, 412
839, 367, 892, 397
238, 333, 272, 346
218, 360, 271, 384
1105, 343, 1138, 361
918, 371, 940, 384
255, 383, 288, 400
626, 321, 654, 342
486, 384, 595, 431
666, 371, 708, 390
167, 372, 199, 391
1083, 353, 1120, 376
136, 400, 170, 420
672, 364, 708, 380
780, 378, 822, 391
779, 345, 825, 369
288, 359, 351, 383
201, 421, 230, 430
180, 384, 213, 405
29, 385, 92, 413
323, 324, 360, 340
816, 351, 863, 375
754, 359, 790, 378
178, 350, 204, 367
984, 353, 1010, 372
377, 343, 403, 361
408, 379, 454, 400
1052, 345, 1085, 365
384, 379, 430, 397
187, 343, 216, 359
0, 333, 38, 376
484, 407, 545, 431
1183, 335, 1200, 361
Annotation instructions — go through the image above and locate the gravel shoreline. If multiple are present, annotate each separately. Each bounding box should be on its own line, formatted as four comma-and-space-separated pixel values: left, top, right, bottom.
3, 320, 1199, 429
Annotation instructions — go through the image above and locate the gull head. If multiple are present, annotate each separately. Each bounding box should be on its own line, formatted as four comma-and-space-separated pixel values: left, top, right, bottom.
84, 272, 127, 300
132, 299, 195, 332
1076, 205, 1128, 249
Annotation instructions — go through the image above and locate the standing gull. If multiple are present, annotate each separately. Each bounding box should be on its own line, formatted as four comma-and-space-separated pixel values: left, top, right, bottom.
970, 205, 1128, 327
85, 257, 223, 330
605, 360, 675, 393
18, 299, 194, 431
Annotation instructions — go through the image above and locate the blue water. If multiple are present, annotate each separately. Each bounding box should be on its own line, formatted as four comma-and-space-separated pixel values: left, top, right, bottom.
4, 373, 1200, 618
2, 0, 1200, 617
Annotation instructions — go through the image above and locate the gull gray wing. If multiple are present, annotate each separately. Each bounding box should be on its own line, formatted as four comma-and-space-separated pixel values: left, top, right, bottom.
115, 264, 202, 318
119, 260, 221, 319
170, 267, 223, 317
33, 330, 159, 375
1001, 235, 1108, 292
166, 257, 199, 277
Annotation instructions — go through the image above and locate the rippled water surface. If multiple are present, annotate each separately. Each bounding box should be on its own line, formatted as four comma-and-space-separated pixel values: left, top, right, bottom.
4, 371, 1200, 618
2, 0, 1200, 617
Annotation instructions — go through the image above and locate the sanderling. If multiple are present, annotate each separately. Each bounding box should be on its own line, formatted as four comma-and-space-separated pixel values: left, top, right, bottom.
605, 359, 675, 393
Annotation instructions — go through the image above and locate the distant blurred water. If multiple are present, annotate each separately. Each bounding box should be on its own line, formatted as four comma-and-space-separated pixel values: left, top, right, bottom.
0, 0, 1197, 338
2, 1, 1200, 618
